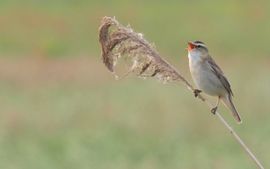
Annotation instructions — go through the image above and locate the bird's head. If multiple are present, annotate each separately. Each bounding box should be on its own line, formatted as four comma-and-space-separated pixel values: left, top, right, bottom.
187, 41, 208, 54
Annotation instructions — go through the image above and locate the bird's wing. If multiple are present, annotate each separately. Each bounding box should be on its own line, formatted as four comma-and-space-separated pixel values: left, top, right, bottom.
206, 57, 234, 96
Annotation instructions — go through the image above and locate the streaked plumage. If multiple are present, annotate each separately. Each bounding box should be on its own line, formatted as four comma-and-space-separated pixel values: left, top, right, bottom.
187, 41, 242, 123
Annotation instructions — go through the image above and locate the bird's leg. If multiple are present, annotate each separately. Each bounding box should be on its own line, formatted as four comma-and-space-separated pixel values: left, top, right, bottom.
194, 89, 202, 98
211, 96, 220, 115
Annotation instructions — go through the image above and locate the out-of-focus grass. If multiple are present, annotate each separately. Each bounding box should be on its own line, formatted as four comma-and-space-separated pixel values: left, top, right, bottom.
0, 58, 269, 169
0, 0, 270, 58
0, 0, 269, 169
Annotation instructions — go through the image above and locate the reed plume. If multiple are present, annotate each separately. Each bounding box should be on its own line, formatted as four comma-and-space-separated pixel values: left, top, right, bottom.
98, 16, 264, 169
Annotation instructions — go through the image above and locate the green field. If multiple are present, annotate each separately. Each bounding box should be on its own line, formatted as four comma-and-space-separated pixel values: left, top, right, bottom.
0, 0, 269, 168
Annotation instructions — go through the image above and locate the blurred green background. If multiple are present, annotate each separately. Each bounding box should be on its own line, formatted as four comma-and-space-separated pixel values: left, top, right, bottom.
0, 0, 269, 168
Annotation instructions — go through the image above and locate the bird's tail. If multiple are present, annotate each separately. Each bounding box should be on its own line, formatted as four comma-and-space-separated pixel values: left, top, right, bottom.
221, 94, 242, 124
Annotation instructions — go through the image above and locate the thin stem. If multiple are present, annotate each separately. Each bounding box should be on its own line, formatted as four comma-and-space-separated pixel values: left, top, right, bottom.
177, 79, 264, 168
202, 95, 264, 169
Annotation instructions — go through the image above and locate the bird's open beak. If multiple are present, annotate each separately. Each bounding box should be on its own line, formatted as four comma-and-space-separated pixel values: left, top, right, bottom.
187, 42, 196, 51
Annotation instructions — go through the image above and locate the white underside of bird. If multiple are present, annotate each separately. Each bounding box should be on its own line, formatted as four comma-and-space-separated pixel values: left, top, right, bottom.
189, 52, 226, 96
187, 41, 242, 123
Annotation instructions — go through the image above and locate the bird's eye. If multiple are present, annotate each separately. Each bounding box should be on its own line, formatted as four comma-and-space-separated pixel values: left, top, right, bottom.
197, 45, 201, 48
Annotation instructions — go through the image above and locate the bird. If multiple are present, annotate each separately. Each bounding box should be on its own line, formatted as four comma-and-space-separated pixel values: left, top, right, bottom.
187, 40, 242, 123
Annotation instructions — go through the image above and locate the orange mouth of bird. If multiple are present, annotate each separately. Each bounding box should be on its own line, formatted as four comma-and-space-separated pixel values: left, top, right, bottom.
187, 42, 196, 51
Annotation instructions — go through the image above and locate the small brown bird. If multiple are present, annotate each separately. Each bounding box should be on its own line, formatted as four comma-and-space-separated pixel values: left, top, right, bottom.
187, 41, 242, 123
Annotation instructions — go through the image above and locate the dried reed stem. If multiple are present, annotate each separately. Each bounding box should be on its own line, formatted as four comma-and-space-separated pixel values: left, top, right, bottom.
205, 102, 265, 169
98, 16, 264, 169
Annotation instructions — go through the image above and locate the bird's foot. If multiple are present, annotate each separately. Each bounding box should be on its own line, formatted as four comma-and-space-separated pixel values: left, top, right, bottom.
194, 89, 202, 98
211, 107, 218, 115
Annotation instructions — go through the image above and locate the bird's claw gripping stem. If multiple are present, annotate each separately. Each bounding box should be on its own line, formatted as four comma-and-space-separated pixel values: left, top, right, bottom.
211, 107, 218, 115
194, 89, 202, 98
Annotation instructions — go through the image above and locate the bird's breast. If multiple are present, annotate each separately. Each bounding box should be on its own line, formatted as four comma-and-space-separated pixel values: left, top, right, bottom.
189, 58, 225, 96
